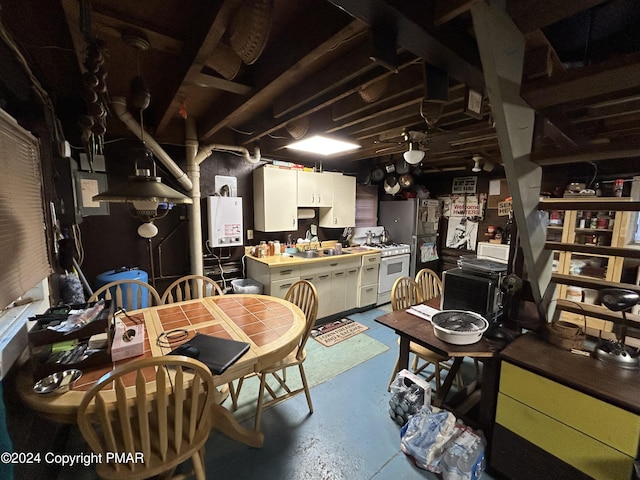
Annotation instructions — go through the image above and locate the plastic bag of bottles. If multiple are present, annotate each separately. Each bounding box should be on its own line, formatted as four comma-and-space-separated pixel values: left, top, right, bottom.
400, 408, 457, 472
441, 424, 486, 480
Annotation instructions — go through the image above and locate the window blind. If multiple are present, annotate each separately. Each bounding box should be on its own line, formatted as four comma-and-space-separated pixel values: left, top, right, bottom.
0, 108, 51, 310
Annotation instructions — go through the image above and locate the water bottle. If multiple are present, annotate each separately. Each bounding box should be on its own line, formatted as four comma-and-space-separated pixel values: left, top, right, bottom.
442, 428, 485, 480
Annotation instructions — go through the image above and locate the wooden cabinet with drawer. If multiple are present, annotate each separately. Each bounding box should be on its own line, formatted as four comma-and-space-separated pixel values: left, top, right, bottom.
492, 333, 640, 480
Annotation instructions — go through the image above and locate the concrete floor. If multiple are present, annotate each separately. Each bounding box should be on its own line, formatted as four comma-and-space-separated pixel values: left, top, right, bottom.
52, 304, 496, 480
202, 306, 495, 480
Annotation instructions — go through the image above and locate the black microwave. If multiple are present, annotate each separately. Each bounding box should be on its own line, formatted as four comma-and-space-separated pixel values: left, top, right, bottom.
441, 268, 503, 321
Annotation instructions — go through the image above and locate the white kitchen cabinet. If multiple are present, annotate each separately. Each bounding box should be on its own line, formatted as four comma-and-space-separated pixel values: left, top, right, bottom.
246, 261, 300, 299
344, 267, 359, 310
253, 167, 298, 232
319, 174, 356, 228
300, 256, 359, 319
297, 170, 333, 207
358, 253, 380, 307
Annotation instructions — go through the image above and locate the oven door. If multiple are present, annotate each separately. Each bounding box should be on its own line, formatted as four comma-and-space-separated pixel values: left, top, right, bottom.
377, 254, 410, 305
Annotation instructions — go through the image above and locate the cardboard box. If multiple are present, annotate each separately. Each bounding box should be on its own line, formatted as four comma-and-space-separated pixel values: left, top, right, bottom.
111, 323, 145, 362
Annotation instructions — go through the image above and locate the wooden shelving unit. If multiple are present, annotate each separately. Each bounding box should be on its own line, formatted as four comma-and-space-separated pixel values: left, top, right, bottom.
539, 198, 640, 338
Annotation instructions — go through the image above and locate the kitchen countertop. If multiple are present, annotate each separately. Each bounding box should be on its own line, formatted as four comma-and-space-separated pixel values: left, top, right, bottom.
245, 246, 379, 267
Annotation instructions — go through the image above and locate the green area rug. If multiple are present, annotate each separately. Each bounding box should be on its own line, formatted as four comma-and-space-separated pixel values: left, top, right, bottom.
224, 332, 389, 423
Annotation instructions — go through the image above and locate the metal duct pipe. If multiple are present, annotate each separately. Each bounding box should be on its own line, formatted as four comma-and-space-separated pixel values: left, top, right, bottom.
111, 97, 193, 191
185, 118, 203, 276
193, 143, 261, 165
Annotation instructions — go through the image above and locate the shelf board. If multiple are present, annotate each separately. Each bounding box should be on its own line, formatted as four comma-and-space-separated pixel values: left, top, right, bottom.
551, 273, 640, 293
544, 241, 640, 258
555, 298, 640, 329
539, 198, 640, 211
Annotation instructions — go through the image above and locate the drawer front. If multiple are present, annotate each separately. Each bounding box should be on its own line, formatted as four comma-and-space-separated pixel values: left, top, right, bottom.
269, 277, 300, 299
500, 362, 640, 456
358, 284, 378, 307
496, 393, 635, 480
360, 265, 379, 286
271, 265, 301, 281
361, 253, 380, 266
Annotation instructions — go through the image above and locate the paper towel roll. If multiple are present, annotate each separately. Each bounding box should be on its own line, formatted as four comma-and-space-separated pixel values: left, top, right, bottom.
297, 208, 315, 219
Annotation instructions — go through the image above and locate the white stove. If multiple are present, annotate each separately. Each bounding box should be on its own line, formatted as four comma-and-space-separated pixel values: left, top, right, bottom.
351, 227, 412, 305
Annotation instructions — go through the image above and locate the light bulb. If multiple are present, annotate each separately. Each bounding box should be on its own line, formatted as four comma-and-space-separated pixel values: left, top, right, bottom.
137, 222, 158, 238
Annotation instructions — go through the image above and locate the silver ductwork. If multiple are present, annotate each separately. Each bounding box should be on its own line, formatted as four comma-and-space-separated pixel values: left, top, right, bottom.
111, 97, 193, 191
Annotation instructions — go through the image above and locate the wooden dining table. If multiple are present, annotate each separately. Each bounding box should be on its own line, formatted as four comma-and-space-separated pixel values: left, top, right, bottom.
375, 298, 507, 441
16, 294, 306, 448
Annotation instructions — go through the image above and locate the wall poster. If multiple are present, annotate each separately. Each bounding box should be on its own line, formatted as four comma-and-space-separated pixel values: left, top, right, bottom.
445, 216, 479, 251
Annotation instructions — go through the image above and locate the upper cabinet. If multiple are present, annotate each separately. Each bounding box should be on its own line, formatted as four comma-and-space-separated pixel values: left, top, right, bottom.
297, 171, 333, 207
319, 174, 356, 228
254, 167, 356, 231
253, 167, 298, 232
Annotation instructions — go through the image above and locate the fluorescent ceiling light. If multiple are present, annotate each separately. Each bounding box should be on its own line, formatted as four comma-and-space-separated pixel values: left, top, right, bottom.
286, 135, 360, 155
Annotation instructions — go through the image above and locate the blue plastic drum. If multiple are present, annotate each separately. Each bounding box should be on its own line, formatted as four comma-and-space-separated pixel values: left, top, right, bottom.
94, 268, 149, 309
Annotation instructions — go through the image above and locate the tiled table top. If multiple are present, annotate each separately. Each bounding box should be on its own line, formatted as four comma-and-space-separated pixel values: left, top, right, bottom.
17, 294, 305, 424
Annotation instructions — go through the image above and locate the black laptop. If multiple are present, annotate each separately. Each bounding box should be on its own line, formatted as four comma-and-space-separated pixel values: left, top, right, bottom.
169, 333, 250, 375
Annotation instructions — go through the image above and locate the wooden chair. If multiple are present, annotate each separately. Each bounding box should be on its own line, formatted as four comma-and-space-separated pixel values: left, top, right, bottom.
387, 276, 462, 396
76, 355, 215, 480
415, 268, 443, 301
161, 274, 224, 304
230, 280, 318, 431
88, 279, 162, 311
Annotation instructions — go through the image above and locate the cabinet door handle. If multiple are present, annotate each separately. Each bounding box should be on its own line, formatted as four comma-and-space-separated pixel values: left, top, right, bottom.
303, 277, 313, 281
330, 262, 338, 267
348, 269, 358, 273
335, 272, 344, 277
365, 287, 374, 292
319, 274, 329, 279
280, 269, 293, 275
280, 283, 292, 289
365, 267, 375, 272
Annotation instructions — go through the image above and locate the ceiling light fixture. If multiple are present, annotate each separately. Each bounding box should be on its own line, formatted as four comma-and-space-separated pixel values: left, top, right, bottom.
403, 142, 425, 164
285, 135, 360, 155
93, 149, 192, 237
472, 154, 483, 172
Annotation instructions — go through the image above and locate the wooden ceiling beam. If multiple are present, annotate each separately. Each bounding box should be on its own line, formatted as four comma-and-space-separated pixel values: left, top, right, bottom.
531, 142, 640, 166
521, 52, 640, 111
197, 18, 367, 141
154, 0, 235, 133
506, 0, 609, 34
330, 0, 485, 91
433, 0, 480, 26
272, 40, 379, 119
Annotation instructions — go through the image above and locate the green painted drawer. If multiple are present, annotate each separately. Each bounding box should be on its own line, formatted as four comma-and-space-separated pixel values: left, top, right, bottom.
496, 393, 635, 480
500, 362, 640, 456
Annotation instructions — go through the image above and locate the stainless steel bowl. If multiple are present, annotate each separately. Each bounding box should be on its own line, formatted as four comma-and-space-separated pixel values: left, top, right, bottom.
33, 369, 82, 394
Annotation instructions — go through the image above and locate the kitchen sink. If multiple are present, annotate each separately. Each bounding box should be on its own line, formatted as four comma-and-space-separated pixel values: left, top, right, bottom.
321, 248, 341, 256
293, 250, 320, 258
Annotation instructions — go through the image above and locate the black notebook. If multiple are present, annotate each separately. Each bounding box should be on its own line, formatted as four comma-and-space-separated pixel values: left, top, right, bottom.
169, 333, 250, 375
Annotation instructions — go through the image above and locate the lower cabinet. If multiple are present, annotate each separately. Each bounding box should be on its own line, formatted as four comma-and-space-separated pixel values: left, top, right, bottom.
246, 262, 300, 299
494, 361, 640, 480
344, 267, 359, 310
247, 253, 378, 319
358, 253, 380, 308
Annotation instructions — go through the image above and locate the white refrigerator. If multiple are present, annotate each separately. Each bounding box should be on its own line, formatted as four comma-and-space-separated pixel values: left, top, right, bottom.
378, 198, 441, 277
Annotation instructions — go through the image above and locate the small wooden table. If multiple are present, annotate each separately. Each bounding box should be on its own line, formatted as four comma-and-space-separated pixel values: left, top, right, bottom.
375, 299, 504, 438
17, 294, 306, 448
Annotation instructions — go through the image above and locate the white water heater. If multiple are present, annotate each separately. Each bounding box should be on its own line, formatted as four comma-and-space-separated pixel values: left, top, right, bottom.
207, 196, 243, 247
